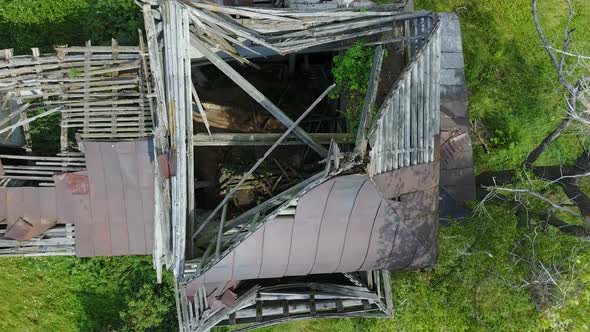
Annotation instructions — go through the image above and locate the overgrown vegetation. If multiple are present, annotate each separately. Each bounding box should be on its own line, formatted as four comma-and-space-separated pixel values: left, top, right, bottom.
417, 0, 590, 171
330, 42, 376, 134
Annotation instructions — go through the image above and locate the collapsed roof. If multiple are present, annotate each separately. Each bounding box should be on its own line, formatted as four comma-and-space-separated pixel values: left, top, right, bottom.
0, 0, 476, 331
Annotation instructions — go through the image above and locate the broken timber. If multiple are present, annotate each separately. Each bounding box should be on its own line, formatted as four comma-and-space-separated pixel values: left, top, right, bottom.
193, 133, 354, 146
191, 84, 335, 241
190, 36, 329, 157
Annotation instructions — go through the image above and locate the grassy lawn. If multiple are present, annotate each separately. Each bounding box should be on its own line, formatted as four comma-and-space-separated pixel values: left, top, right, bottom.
418, 0, 590, 172
0, 256, 177, 331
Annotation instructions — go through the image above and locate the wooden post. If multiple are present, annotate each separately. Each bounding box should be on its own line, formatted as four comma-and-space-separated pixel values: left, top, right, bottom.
215, 201, 228, 259
111, 39, 120, 137
19, 113, 32, 154
355, 45, 385, 152
83, 40, 91, 138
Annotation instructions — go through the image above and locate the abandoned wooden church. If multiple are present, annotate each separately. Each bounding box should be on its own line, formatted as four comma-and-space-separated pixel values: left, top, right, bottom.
0, 0, 474, 330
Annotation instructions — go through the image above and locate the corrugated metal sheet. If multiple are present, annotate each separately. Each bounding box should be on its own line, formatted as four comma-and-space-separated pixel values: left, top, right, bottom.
0, 186, 75, 255
187, 171, 438, 287
368, 19, 441, 176
0, 187, 59, 240
0, 139, 157, 256
69, 139, 155, 257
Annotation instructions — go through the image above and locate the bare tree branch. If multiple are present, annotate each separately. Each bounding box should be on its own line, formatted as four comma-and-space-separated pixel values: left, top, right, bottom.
524, 116, 574, 168
484, 186, 585, 222
546, 170, 590, 185
524, 0, 590, 167
532, 0, 574, 92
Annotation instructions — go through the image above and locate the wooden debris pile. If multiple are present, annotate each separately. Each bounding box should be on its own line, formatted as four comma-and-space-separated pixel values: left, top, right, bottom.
183, 1, 432, 63
0, 41, 153, 151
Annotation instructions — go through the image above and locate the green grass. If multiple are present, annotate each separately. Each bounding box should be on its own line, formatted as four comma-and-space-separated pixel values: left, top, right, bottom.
417, 0, 590, 171
0, 256, 177, 331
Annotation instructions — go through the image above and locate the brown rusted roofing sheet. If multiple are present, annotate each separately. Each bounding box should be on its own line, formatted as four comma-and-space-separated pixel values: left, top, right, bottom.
71, 139, 155, 257
0, 139, 155, 255
0, 187, 59, 240
311, 175, 367, 274
371, 161, 440, 199
5, 218, 34, 241
0, 187, 6, 221
190, 165, 439, 287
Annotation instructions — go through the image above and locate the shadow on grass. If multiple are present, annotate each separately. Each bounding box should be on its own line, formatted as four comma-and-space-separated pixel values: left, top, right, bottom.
417, 0, 579, 170
72, 256, 177, 331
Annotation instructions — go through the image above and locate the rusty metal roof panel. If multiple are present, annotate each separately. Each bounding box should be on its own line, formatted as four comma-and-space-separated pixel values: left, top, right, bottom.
0, 187, 63, 243
284, 179, 334, 276
84, 143, 117, 256
371, 161, 440, 199
188, 168, 439, 287
72, 192, 96, 258
72, 139, 155, 257
40, 188, 58, 223
334, 180, 384, 273
358, 202, 400, 271
232, 225, 264, 281
5, 218, 33, 241
6, 187, 24, 223
259, 217, 293, 277
310, 175, 367, 274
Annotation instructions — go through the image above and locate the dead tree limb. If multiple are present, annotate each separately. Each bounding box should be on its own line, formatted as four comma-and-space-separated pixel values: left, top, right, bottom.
524, 116, 574, 168
532, 0, 574, 91
192, 84, 335, 241
525, 0, 586, 168
484, 186, 585, 222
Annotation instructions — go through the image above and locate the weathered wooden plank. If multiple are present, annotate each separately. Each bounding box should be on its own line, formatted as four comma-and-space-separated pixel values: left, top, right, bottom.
193, 132, 354, 146
0, 154, 84, 162
0, 107, 62, 135
55, 45, 141, 54
410, 58, 418, 165
356, 45, 384, 150
84, 142, 114, 257
83, 40, 92, 136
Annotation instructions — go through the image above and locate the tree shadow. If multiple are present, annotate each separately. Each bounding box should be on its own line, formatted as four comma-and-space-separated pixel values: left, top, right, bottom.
72, 256, 177, 331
